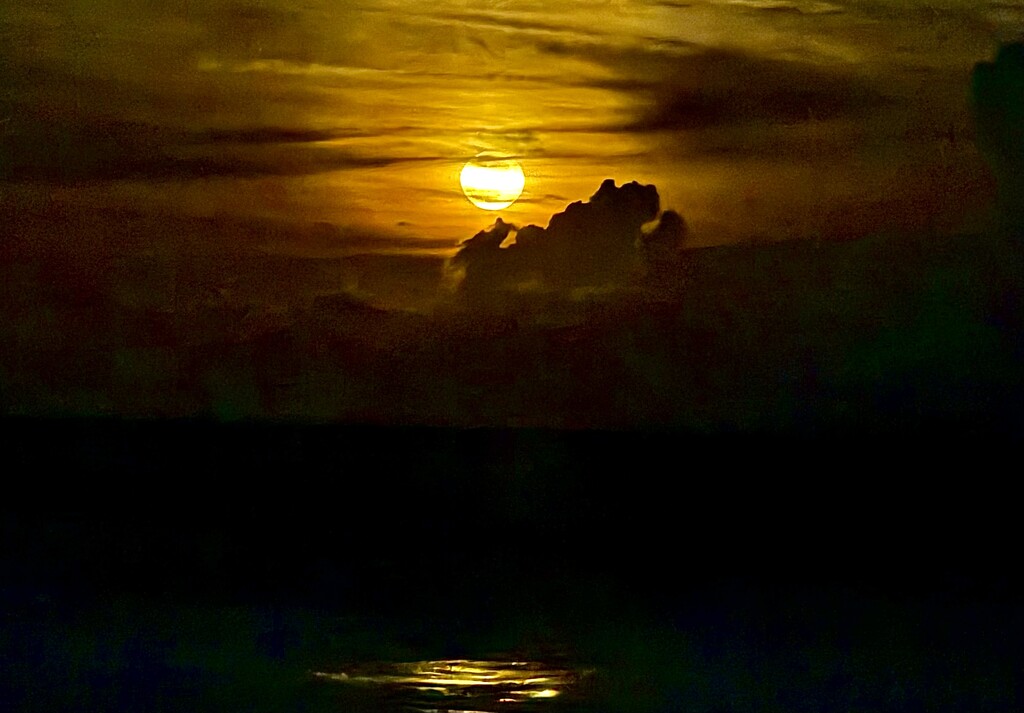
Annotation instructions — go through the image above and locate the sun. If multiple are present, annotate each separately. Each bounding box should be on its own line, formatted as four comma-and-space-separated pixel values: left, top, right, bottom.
459, 153, 525, 211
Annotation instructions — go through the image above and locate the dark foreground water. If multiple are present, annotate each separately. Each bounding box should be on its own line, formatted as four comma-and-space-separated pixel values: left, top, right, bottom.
6, 585, 1022, 713
2, 418, 1021, 711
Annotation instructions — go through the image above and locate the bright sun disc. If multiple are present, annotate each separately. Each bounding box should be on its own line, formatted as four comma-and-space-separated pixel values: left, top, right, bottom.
459, 153, 525, 211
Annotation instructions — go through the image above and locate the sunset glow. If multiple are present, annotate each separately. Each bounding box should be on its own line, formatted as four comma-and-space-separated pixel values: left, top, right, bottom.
2, 0, 1022, 428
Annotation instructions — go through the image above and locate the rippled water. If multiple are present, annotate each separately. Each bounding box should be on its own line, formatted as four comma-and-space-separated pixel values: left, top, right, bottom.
313, 659, 594, 713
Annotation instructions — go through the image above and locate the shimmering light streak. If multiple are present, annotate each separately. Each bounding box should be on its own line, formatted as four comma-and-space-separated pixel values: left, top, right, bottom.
313, 659, 587, 711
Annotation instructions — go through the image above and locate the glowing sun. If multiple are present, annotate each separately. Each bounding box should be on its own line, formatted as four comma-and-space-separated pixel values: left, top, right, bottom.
459, 153, 525, 211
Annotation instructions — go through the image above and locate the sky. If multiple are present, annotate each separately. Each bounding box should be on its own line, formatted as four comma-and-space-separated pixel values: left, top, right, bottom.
3, 1, 1019, 253
2, 0, 1023, 427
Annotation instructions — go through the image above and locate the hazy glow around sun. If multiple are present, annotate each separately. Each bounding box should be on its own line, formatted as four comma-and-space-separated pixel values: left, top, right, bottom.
460, 153, 526, 211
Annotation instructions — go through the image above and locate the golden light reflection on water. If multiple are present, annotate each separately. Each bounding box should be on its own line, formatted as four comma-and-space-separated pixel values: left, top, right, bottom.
313, 659, 589, 712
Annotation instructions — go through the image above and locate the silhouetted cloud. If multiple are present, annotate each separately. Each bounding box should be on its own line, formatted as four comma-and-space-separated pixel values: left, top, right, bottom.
972, 41, 1024, 227
642, 209, 688, 263
451, 180, 685, 304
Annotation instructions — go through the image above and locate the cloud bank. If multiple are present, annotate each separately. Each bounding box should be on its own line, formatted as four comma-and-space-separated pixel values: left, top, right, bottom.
451, 179, 687, 304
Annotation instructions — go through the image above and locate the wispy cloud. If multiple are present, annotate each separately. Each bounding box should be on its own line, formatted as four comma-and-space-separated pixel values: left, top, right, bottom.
0, 114, 448, 184
722, 0, 845, 15
187, 127, 368, 145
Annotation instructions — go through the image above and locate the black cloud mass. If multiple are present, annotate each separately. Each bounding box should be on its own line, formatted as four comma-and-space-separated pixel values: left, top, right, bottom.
452, 179, 687, 303
973, 41, 1024, 229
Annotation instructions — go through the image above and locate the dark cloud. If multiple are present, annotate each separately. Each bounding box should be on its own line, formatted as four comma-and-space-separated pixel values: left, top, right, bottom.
218, 2, 301, 26
189, 127, 367, 145
0, 190, 451, 320
534, 41, 888, 132
535, 37, 696, 64
642, 209, 688, 263
260, 221, 456, 259
732, 1, 845, 15
0, 115, 440, 183
972, 41, 1024, 228
451, 180, 686, 304
413, 10, 609, 42
201, 2, 346, 66
628, 49, 890, 131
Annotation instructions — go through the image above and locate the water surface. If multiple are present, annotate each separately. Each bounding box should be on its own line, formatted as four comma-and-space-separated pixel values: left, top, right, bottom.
313, 658, 593, 713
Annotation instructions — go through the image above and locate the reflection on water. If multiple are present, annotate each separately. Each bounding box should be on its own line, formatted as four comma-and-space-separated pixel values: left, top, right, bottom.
313, 659, 591, 712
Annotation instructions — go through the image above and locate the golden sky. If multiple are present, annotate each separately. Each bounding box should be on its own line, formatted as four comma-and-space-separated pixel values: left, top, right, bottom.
3, 1, 1024, 426
1, 1, 1020, 261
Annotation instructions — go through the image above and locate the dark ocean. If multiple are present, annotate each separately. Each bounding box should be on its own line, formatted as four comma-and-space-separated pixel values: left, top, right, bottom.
1, 418, 1020, 711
